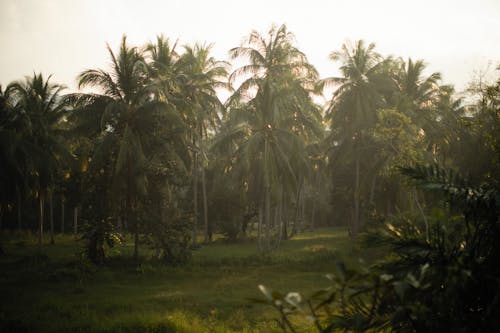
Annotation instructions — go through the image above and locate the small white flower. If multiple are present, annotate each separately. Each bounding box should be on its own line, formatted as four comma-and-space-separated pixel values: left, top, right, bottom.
285, 292, 302, 306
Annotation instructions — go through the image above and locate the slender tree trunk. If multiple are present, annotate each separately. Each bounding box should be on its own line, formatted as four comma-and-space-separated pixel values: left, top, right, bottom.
265, 186, 271, 253
281, 185, 288, 241
258, 200, 263, 253
369, 175, 376, 206
311, 200, 316, 231
38, 192, 45, 253
192, 144, 199, 247
131, 199, 139, 261
49, 191, 55, 245
17, 187, 22, 231
301, 196, 305, 231
0, 206, 3, 230
134, 218, 139, 260
264, 138, 271, 253
199, 125, 209, 244
60, 195, 65, 234
276, 185, 284, 248
292, 178, 303, 237
311, 171, 321, 230
73, 206, 78, 237
201, 154, 209, 243
125, 154, 139, 260
117, 216, 122, 233
353, 154, 360, 236
275, 206, 281, 249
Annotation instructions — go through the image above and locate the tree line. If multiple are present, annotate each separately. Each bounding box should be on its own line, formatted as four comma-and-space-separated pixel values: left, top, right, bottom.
1, 24, 498, 264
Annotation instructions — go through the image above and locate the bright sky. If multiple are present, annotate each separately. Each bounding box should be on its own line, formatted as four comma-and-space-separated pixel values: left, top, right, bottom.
1, 0, 499, 96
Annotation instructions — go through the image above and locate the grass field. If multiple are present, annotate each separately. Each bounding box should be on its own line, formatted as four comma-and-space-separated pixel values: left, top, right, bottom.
0, 228, 384, 332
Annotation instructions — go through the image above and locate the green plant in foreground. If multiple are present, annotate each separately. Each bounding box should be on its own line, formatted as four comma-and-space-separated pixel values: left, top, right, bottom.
254, 163, 500, 332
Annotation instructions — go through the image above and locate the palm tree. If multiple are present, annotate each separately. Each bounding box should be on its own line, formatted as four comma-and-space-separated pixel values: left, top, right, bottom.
393, 58, 441, 128
176, 43, 229, 244
6, 73, 69, 252
324, 40, 393, 234
146, 35, 182, 103
76, 36, 157, 260
0, 85, 25, 231
223, 24, 319, 251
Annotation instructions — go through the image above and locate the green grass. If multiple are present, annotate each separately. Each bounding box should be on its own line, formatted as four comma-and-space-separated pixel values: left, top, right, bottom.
0, 228, 384, 332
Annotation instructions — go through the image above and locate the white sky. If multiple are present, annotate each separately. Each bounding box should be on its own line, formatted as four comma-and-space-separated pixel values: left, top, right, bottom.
1, 0, 499, 96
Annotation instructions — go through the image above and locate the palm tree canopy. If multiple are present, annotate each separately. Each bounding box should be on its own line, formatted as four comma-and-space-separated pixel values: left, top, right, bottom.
5, 73, 69, 191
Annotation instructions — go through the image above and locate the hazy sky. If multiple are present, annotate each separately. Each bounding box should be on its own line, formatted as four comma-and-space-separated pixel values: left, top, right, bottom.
1, 0, 499, 95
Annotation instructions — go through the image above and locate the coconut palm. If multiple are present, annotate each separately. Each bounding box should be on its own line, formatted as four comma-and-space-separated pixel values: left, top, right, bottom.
0, 85, 25, 230
6, 73, 69, 252
223, 24, 319, 251
146, 35, 182, 103
324, 40, 393, 234
392, 58, 441, 129
175, 43, 229, 244
75, 36, 160, 259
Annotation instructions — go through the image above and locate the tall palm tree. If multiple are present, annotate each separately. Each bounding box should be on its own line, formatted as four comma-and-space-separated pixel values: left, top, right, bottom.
393, 58, 441, 128
324, 40, 393, 234
0, 85, 26, 231
1, 87, 16, 222
6, 73, 69, 252
223, 24, 319, 251
146, 35, 181, 103
76, 36, 157, 260
176, 43, 229, 244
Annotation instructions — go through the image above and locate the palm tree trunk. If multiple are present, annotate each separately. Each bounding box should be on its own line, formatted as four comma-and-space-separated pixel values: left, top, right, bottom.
275, 185, 284, 248
60, 195, 65, 234
301, 196, 305, 230
265, 186, 271, 253
201, 156, 209, 243
38, 192, 45, 253
117, 216, 122, 233
192, 144, 199, 247
125, 155, 139, 260
353, 154, 360, 236
198, 124, 209, 244
257, 200, 264, 252
49, 191, 55, 245
311, 199, 316, 231
264, 138, 271, 253
17, 187, 22, 231
275, 206, 281, 249
73, 206, 78, 237
281, 185, 288, 241
134, 218, 139, 260
292, 177, 303, 237
369, 175, 376, 206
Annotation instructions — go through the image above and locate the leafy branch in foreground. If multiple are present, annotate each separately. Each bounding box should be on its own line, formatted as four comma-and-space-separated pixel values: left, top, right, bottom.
253, 163, 500, 332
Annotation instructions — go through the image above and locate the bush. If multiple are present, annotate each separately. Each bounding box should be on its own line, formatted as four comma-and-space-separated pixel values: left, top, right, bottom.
148, 212, 192, 265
